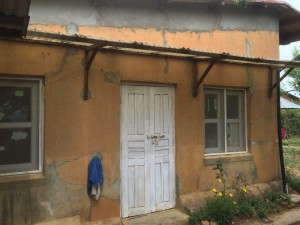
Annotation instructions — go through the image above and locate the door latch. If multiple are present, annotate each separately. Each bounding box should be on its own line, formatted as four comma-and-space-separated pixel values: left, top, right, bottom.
146, 134, 165, 145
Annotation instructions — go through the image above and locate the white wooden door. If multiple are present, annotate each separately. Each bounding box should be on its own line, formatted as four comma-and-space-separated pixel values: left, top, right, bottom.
121, 85, 175, 218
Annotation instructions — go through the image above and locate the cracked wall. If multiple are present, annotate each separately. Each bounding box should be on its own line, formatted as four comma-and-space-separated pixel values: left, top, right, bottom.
28, 0, 279, 59
0, 3, 281, 223
0, 37, 279, 223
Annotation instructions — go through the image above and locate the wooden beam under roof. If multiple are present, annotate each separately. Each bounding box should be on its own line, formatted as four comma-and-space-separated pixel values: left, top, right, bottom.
24, 31, 300, 69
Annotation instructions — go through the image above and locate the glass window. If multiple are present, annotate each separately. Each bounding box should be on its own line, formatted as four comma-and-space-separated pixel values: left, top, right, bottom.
204, 88, 246, 155
0, 78, 43, 176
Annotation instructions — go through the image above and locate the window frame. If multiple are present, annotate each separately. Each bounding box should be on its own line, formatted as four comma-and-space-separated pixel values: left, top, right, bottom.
204, 87, 247, 156
0, 77, 44, 176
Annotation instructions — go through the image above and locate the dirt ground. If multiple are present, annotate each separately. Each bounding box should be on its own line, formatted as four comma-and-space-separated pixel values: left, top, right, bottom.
240, 205, 300, 225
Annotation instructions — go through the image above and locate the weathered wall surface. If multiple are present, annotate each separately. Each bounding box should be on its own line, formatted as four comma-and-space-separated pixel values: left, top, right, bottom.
28, 0, 279, 59
0, 1, 281, 224
0, 37, 279, 223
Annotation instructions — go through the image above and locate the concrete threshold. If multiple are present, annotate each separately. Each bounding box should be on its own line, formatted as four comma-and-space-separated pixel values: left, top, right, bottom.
121, 209, 188, 225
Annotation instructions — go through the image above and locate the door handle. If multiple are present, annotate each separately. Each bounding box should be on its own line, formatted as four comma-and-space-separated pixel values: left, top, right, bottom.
146, 134, 165, 139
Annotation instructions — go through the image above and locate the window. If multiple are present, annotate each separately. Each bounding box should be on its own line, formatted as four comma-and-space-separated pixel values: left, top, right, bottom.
204, 88, 246, 155
0, 78, 43, 176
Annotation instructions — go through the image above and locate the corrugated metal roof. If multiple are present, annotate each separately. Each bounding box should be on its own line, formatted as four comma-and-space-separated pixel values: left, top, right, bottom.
0, 0, 31, 38
281, 97, 300, 109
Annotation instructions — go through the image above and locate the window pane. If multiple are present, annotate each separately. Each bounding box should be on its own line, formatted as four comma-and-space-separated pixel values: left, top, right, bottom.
0, 128, 31, 165
227, 95, 239, 119
0, 87, 31, 122
205, 94, 218, 119
205, 123, 218, 148
227, 123, 240, 148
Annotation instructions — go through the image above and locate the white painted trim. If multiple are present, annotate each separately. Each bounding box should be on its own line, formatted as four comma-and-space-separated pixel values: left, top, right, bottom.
0, 77, 44, 176
204, 88, 247, 156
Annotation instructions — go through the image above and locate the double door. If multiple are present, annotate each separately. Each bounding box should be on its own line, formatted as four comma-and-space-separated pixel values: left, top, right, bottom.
121, 85, 175, 217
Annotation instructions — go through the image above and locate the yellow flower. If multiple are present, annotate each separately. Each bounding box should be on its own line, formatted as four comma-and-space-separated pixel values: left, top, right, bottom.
229, 193, 233, 197
218, 192, 223, 197
212, 188, 217, 193
243, 188, 247, 193
233, 201, 237, 205
217, 179, 222, 183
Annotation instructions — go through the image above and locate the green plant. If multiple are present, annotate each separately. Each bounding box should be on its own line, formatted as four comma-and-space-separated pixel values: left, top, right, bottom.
281, 110, 300, 138
247, 197, 270, 219
185, 207, 207, 225
236, 201, 254, 218
204, 194, 238, 225
287, 170, 300, 193
186, 160, 239, 225
186, 161, 294, 224
263, 192, 291, 204
234, 0, 248, 8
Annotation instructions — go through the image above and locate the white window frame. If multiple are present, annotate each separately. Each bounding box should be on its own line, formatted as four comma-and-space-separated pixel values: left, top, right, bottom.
204, 88, 247, 155
0, 77, 43, 176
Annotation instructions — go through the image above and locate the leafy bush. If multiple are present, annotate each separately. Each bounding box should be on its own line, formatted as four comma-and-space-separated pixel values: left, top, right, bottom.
186, 160, 294, 225
236, 201, 254, 218
204, 192, 238, 225
287, 170, 300, 193
234, 0, 248, 8
281, 109, 300, 138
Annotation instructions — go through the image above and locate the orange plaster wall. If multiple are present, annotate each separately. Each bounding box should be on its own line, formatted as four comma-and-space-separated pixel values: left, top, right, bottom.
28, 25, 279, 59
0, 28, 280, 221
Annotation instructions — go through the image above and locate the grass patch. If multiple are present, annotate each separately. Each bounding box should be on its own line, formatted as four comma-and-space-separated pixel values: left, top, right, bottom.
283, 137, 300, 146
284, 146, 300, 169
283, 138, 300, 170
287, 171, 300, 193
283, 137, 300, 193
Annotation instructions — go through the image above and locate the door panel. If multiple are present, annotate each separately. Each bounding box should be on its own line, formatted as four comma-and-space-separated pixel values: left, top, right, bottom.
121, 86, 150, 217
121, 85, 175, 217
150, 87, 175, 212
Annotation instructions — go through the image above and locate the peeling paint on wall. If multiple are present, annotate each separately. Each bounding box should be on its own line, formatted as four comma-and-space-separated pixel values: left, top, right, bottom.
164, 58, 169, 74
45, 47, 78, 79
29, 0, 279, 33
246, 67, 256, 94
0, 191, 32, 225
40, 202, 54, 218
246, 37, 251, 57
161, 30, 167, 47
176, 175, 183, 195
102, 178, 120, 200
104, 71, 122, 84
66, 22, 79, 35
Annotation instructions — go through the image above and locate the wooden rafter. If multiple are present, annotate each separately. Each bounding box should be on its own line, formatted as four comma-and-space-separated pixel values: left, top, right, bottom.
4, 31, 300, 99
268, 54, 300, 98
192, 59, 218, 97
83, 47, 98, 100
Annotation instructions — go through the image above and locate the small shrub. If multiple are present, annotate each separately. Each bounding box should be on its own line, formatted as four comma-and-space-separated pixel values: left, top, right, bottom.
185, 207, 207, 225
186, 160, 294, 224
281, 110, 300, 138
204, 193, 238, 225
234, 0, 248, 8
287, 170, 300, 193
236, 201, 254, 218
263, 192, 292, 205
